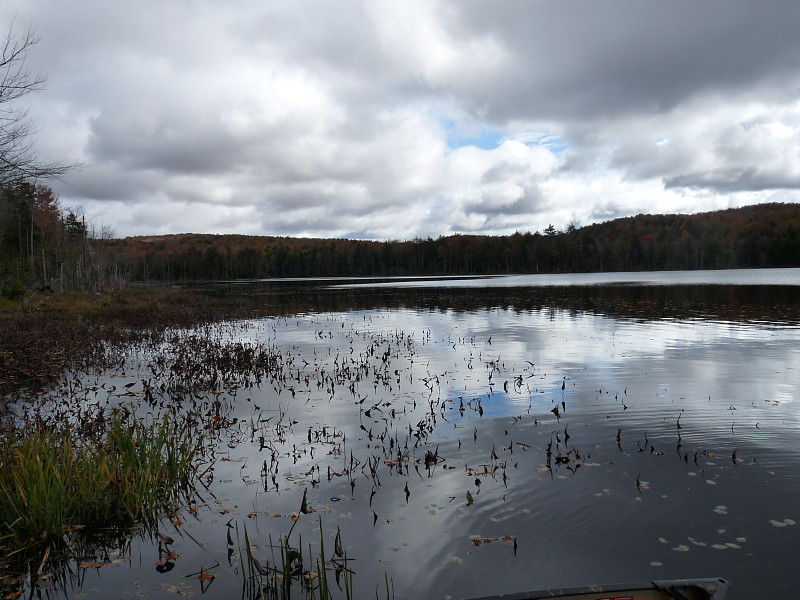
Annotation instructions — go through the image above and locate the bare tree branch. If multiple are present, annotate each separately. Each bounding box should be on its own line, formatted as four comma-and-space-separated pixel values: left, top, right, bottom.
0, 21, 72, 185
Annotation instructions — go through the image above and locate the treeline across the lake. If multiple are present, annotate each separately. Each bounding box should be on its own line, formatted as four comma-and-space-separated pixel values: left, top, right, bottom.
3, 192, 800, 293
105, 202, 800, 282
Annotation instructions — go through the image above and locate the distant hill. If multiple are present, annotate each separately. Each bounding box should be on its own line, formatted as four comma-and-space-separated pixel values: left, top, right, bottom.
102, 202, 800, 281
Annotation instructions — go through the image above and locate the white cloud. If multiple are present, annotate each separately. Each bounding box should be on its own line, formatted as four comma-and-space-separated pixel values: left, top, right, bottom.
3, 0, 800, 239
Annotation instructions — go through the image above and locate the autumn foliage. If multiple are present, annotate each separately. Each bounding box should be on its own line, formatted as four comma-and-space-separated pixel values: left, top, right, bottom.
100, 203, 800, 282
4, 187, 800, 292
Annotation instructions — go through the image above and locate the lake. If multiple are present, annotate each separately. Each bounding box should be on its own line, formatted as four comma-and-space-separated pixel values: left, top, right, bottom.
4, 268, 800, 599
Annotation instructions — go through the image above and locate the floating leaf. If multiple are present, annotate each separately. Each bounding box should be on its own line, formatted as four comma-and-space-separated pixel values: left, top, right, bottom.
770, 518, 795, 527
470, 535, 516, 547
688, 537, 706, 547
156, 531, 174, 546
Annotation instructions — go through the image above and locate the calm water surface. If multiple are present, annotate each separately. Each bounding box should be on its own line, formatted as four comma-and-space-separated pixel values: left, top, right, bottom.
5, 269, 800, 599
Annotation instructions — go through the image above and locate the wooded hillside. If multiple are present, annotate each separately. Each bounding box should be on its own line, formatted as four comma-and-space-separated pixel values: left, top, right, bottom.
102, 202, 800, 282
3, 187, 800, 295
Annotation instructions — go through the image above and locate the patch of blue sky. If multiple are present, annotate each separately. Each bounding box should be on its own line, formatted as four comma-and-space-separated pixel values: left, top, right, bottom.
443, 118, 573, 156
445, 120, 504, 150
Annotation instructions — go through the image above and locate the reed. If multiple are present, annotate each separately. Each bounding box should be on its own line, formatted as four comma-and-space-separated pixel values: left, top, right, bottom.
0, 411, 206, 545
237, 516, 363, 600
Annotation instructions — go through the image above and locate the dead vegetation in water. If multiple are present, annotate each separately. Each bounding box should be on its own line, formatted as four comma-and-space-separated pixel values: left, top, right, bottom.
0, 288, 268, 396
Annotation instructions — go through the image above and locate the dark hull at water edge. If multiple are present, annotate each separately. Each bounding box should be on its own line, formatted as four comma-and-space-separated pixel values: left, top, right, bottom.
468, 578, 729, 600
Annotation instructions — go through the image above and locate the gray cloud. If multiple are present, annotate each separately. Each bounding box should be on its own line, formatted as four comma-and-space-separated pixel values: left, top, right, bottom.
451, 2, 800, 120
3, 0, 800, 239
665, 169, 800, 193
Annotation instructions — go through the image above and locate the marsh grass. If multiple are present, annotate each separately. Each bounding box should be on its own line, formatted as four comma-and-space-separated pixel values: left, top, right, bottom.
0, 411, 207, 545
237, 516, 364, 600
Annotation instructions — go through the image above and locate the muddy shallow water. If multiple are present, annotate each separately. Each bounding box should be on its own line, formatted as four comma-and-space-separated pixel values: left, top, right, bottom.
4, 270, 800, 599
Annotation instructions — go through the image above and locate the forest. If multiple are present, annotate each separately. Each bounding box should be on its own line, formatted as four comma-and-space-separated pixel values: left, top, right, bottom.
93, 202, 800, 282
2, 181, 800, 294
0, 182, 121, 298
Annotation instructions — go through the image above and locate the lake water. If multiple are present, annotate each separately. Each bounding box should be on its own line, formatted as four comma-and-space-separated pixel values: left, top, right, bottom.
5, 268, 800, 599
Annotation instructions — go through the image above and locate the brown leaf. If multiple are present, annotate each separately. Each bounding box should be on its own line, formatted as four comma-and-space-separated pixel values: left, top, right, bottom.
252, 557, 269, 576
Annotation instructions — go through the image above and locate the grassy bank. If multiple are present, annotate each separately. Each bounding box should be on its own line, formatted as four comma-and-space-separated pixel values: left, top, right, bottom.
0, 288, 223, 593
0, 411, 206, 546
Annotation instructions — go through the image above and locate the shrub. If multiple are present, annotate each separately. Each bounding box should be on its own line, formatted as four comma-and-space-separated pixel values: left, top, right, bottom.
1, 280, 25, 300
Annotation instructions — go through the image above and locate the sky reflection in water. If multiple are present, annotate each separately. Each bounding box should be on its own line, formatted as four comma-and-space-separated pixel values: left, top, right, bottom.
11, 272, 800, 600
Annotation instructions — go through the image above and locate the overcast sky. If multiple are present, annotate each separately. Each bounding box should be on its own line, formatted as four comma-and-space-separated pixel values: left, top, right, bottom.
3, 1, 800, 240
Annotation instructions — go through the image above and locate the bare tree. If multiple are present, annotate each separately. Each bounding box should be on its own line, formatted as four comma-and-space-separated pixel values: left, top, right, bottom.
0, 21, 70, 185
